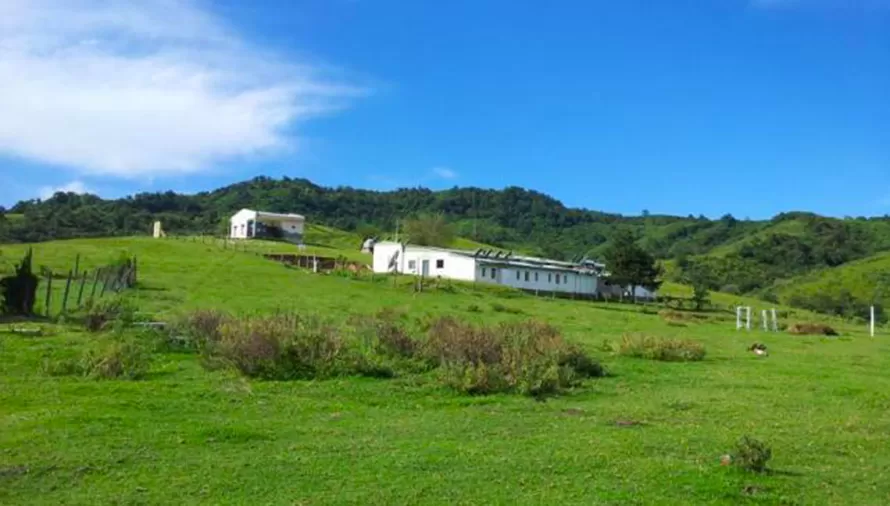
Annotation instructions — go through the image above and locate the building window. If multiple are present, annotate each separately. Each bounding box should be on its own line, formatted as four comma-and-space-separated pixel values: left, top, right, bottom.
516, 271, 520, 280
548, 273, 552, 283
534, 272, 539, 282
564, 274, 568, 284
555, 275, 560, 285
408, 260, 416, 270
524, 271, 529, 281
436, 259, 445, 269
491, 268, 497, 279
482, 267, 487, 277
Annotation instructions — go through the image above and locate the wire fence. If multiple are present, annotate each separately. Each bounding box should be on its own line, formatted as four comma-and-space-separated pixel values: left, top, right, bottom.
34, 255, 138, 318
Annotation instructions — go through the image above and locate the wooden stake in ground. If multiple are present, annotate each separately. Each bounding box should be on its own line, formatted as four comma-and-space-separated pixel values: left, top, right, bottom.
76, 271, 88, 307
44, 272, 53, 317
90, 269, 101, 301
61, 270, 73, 314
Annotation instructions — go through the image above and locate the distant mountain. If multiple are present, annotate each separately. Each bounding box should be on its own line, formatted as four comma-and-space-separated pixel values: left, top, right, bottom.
3, 176, 890, 316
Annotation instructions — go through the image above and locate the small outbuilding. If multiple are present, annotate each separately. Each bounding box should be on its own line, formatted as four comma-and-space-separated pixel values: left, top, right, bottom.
230, 209, 305, 244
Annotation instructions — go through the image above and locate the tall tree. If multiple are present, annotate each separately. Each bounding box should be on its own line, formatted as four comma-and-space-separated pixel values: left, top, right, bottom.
604, 229, 663, 302
402, 213, 455, 247
681, 260, 714, 311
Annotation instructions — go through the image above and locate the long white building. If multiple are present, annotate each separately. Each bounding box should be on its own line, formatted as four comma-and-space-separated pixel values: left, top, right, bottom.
371, 241, 657, 299
372, 241, 654, 298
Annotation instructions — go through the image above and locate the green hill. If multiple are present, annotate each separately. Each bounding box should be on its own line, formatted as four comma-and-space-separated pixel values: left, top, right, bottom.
771, 251, 890, 321
1, 236, 889, 504
6, 178, 890, 318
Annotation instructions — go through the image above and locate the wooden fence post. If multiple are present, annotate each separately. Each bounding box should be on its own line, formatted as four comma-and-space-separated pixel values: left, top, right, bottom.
44, 272, 53, 317
76, 271, 88, 307
61, 270, 73, 314
99, 270, 110, 298
90, 268, 101, 301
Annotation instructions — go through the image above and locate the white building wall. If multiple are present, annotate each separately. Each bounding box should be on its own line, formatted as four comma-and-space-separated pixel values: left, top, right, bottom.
372, 242, 404, 273
482, 265, 598, 296
230, 209, 257, 239
401, 249, 477, 281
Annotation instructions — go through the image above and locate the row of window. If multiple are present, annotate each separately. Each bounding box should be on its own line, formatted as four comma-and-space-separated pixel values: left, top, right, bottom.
407, 259, 445, 270
479, 267, 568, 285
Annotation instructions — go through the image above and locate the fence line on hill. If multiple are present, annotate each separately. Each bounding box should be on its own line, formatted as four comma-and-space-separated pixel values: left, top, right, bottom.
37, 255, 138, 318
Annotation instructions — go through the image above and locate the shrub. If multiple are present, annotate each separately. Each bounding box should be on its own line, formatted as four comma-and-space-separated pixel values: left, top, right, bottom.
787, 322, 838, 336
85, 341, 152, 379
618, 333, 706, 362
43, 340, 152, 380
0, 248, 38, 315
348, 310, 419, 368
423, 317, 593, 396
466, 304, 482, 313
169, 309, 230, 351
559, 346, 606, 378
210, 316, 349, 380
82, 297, 135, 332
490, 302, 523, 314
732, 436, 772, 473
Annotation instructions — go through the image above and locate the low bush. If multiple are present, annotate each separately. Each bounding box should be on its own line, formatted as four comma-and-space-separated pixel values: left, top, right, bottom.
466, 304, 482, 313
211, 315, 350, 380
558, 345, 607, 378
169, 309, 230, 351
787, 322, 838, 336
43, 340, 152, 380
618, 333, 706, 362
732, 436, 772, 473
82, 297, 136, 332
424, 317, 600, 396
490, 302, 523, 314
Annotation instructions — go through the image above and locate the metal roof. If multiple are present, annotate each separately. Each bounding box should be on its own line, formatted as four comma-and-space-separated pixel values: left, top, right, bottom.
375, 241, 605, 275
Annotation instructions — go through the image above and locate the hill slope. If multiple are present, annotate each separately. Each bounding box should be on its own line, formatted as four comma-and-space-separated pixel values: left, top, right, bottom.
2, 236, 889, 504
5, 177, 890, 309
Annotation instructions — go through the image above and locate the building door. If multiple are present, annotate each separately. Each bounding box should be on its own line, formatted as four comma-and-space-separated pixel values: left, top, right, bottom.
421, 259, 430, 277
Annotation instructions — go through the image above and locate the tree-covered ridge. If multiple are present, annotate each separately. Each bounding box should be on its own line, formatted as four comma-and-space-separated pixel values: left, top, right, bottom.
3, 176, 890, 305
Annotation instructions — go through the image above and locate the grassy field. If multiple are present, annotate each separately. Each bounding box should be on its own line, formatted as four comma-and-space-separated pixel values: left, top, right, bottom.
2, 238, 890, 505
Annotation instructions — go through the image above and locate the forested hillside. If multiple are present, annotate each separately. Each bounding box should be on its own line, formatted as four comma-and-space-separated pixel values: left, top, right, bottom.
3, 176, 890, 315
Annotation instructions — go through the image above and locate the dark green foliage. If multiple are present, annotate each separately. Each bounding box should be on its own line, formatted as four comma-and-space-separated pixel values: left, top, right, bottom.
558, 346, 606, 378
603, 229, 663, 300
0, 248, 39, 315
681, 260, 714, 311
733, 436, 773, 473
402, 213, 455, 247
490, 302, 523, 314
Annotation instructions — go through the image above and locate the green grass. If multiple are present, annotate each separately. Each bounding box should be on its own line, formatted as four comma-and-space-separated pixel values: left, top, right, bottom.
773, 251, 890, 308
2, 237, 890, 504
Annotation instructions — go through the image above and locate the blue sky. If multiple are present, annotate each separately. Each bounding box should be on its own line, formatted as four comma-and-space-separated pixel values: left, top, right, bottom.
1, 0, 888, 219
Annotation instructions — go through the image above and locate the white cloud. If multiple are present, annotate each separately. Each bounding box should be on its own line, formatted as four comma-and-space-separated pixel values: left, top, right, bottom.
0, 0, 365, 178
39, 180, 91, 200
432, 167, 457, 179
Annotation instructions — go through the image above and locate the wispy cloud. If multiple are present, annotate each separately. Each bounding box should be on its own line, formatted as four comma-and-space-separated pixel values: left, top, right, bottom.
432, 167, 457, 179
39, 180, 91, 200
0, 0, 366, 179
